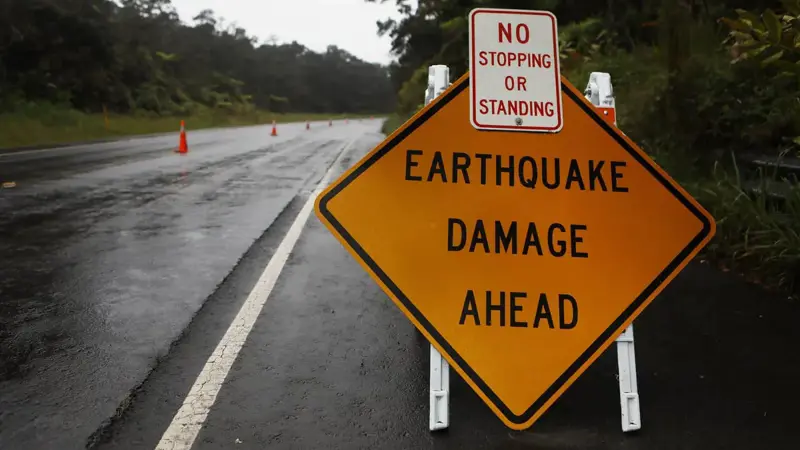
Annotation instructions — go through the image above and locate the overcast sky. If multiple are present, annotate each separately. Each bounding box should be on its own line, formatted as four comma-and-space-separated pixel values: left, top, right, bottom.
170, 0, 415, 65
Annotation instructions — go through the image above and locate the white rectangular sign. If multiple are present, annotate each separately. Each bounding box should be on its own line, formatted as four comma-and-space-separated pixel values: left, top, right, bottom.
468, 8, 563, 133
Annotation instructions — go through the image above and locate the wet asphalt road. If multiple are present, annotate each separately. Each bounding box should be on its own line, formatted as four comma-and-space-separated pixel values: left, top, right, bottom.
3, 118, 800, 449
99, 134, 800, 449
0, 119, 372, 449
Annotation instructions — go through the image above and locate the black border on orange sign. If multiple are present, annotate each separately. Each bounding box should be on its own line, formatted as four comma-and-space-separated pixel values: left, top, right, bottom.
317, 74, 714, 426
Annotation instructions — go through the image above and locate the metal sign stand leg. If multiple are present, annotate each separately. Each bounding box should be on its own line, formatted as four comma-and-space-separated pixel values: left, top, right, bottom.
425, 64, 451, 432
585, 71, 642, 433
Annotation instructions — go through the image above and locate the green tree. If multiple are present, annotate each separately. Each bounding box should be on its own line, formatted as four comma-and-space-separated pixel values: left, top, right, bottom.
0, 0, 396, 115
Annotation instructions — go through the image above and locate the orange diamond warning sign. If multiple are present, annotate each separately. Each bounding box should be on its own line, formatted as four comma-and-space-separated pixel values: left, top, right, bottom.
314, 73, 715, 430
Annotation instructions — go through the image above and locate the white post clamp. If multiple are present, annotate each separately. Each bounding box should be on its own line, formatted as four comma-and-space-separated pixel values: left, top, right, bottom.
585, 72, 641, 433
616, 325, 641, 432
429, 345, 449, 430
426, 64, 451, 432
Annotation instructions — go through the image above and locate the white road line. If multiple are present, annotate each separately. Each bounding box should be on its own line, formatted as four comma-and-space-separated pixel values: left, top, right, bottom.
0, 146, 73, 158
154, 137, 358, 450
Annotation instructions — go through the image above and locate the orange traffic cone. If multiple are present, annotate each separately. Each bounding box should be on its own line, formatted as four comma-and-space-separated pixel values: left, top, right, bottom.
270, 120, 278, 137
178, 120, 188, 154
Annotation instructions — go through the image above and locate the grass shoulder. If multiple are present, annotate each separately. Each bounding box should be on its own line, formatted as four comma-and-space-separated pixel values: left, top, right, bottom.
0, 105, 373, 150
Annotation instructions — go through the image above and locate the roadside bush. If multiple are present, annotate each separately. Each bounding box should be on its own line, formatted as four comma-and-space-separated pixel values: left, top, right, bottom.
690, 160, 800, 293
637, 56, 800, 175
380, 112, 414, 135
395, 65, 430, 115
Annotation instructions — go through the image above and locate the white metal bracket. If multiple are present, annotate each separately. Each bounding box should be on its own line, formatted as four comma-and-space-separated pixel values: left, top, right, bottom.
585, 72, 615, 109
616, 325, 641, 432
429, 344, 449, 430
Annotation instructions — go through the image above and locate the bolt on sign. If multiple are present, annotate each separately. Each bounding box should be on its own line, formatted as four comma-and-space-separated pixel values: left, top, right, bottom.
315, 25, 715, 434
469, 8, 563, 132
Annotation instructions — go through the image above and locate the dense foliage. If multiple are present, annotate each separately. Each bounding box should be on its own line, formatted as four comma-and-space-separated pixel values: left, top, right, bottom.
372, 0, 800, 295
0, 0, 396, 116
